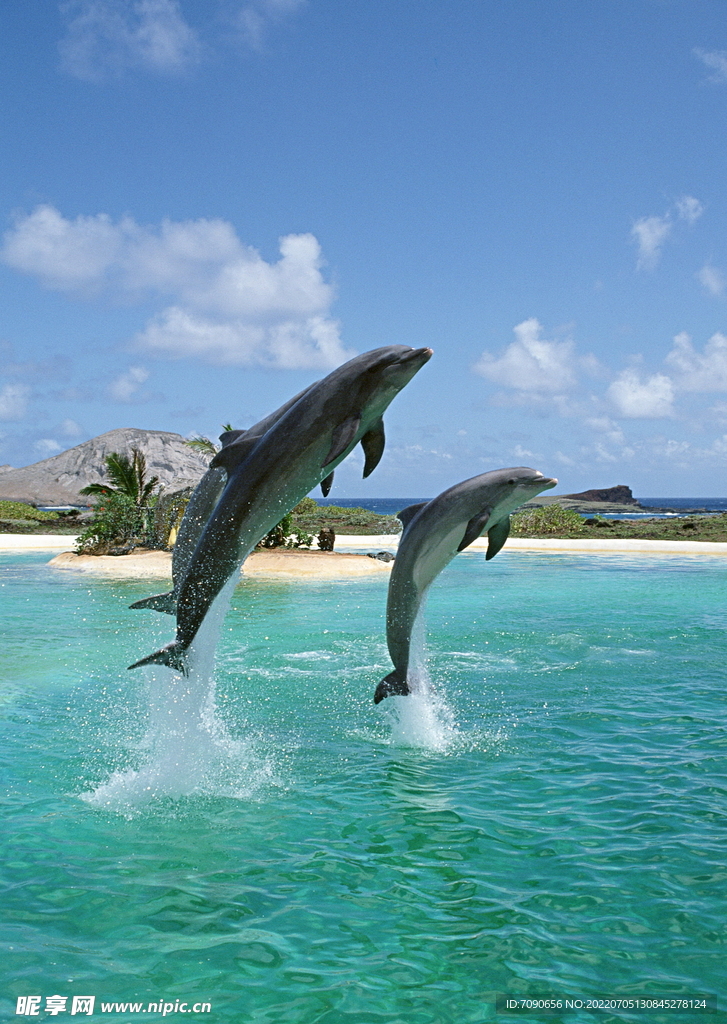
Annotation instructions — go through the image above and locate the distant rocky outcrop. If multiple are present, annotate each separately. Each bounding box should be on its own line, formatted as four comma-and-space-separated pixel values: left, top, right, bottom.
557, 485, 639, 506
522, 484, 645, 513
0, 428, 210, 506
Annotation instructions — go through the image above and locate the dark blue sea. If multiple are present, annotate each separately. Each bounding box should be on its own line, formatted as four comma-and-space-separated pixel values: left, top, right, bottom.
317, 497, 727, 518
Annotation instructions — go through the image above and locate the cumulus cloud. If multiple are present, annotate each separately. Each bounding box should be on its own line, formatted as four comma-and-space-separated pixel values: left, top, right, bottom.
631, 215, 672, 271
474, 318, 577, 393
34, 438, 63, 457
236, 0, 306, 50
1, 205, 350, 370
697, 264, 726, 297
665, 331, 727, 391
694, 48, 727, 84
108, 365, 150, 401
675, 195, 704, 225
607, 369, 675, 418
59, 0, 202, 81
0, 384, 29, 421
631, 196, 703, 270
584, 416, 626, 444
60, 418, 83, 437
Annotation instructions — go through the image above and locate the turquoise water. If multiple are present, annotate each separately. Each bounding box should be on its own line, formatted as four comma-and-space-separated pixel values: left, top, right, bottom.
1, 551, 725, 1023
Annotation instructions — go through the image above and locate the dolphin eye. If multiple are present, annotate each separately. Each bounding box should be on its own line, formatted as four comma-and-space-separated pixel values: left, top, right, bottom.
507, 477, 516, 485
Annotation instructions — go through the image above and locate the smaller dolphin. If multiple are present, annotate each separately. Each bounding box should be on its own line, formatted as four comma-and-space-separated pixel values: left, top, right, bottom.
129, 383, 319, 615
374, 467, 557, 703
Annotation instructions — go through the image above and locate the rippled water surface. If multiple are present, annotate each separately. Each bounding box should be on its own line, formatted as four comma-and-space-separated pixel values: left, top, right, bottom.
1, 550, 725, 1022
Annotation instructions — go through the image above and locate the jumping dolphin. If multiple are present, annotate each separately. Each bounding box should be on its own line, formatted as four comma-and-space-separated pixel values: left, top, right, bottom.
129, 383, 320, 615
128, 345, 433, 674
374, 467, 557, 703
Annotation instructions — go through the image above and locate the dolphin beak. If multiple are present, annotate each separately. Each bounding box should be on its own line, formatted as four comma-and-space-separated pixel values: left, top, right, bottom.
538, 476, 558, 490
401, 346, 433, 364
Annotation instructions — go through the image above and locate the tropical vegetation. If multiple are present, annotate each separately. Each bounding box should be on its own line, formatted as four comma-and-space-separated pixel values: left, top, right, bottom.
75, 447, 160, 554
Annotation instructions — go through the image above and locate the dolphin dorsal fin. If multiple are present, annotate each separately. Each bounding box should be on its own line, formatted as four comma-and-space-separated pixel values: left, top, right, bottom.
210, 434, 260, 471
219, 428, 248, 448
457, 509, 491, 552
485, 515, 510, 560
361, 418, 385, 478
397, 502, 428, 530
321, 471, 334, 497
323, 415, 361, 468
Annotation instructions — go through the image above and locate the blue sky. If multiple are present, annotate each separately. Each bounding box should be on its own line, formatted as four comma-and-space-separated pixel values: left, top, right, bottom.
3, 1, 727, 497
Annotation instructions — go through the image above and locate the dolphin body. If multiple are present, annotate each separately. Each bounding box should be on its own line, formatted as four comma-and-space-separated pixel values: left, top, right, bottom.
129, 383, 321, 616
128, 345, 433, 674
374, 467, 557, 704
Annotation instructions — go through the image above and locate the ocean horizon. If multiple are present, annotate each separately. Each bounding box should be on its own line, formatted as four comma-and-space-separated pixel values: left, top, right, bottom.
316, 496, 727, 516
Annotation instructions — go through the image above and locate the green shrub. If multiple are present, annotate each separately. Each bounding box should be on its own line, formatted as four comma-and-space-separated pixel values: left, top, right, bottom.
0, 501, 59, 523
511, 504, 586, 536
75, 493, 149, 554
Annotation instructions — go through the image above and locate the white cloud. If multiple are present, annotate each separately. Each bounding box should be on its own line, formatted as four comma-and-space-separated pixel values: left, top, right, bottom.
236, 0, 306, 50
675, 195, 704, 225
61, 418, 83, 437
694, 48, 727, 84
631, 196, 704, 270
585, 416, 625, 444
34, 439, 63, 457
59, 0, 201, 81
631, 215, 671, 271
697, 264, 726, 297
665, 331, 727, 391
607, 369, 675, 418
108, 365, 149, 401
1, 205, 124, 290
1, 206, 350, 370
0, 384, 29, 421
474, 318, 577, 393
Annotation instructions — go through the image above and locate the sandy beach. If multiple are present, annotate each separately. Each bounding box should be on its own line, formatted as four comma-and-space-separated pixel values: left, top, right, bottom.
46, 546, 393, 579
4, 534, 727, 573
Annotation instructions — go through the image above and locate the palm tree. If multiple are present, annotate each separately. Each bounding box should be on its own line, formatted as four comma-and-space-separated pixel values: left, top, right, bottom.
183, 423, 235, 458
80, 447, 160, 506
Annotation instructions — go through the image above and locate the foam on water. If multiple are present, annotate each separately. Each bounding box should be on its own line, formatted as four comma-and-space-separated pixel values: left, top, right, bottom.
381, 603, 460, 751
83, 574, 276, 812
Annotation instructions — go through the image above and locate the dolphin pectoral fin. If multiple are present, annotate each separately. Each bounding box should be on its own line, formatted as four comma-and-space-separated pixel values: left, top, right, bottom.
323, 415, 361, 468
486, 516, 510, 560
374, 670, 410, 704
361, 418, 385, 477
457, 509, 492, 552
320, 471, 334, 497
210, 434, 260, 471
396, 502, 428, 530
128, 643, 189, 676
129, 591, 177, 615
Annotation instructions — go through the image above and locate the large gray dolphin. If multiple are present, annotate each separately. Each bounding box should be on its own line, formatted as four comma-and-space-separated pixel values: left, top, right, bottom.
128, 345, 433, 674
129, 383, 320, 615
374, 466, 557, 703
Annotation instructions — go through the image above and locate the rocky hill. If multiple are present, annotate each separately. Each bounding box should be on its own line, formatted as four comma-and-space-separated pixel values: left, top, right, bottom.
0, 429, 210, 506
558, 485, 638, 505
522, 483, 645, 513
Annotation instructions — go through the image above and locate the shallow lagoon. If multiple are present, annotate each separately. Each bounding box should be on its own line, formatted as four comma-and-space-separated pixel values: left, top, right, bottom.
1, 550, 725, 1022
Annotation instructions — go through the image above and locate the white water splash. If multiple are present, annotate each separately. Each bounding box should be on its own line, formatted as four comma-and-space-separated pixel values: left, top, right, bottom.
83, 575, 276, 812
381, 605, 460, 752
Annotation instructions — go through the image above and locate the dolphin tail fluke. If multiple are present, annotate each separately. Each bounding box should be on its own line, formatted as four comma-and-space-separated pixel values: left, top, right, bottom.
128, 643, 189, 676
128, 591, 177, 614
374, 670, 410, 704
